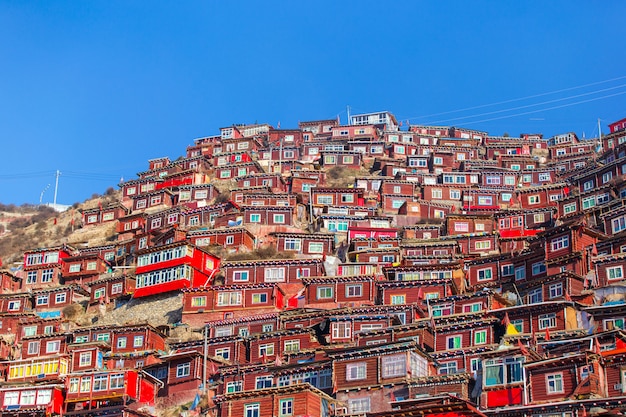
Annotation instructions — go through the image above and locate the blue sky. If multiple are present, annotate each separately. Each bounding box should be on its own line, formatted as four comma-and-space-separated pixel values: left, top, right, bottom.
1, 1, 625, 205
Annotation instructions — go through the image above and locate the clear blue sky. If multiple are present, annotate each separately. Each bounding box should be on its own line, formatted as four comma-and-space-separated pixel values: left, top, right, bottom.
1, 1, 625, 206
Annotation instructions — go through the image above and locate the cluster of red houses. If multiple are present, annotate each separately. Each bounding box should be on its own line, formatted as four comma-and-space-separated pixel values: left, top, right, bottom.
2, 113, 626, 417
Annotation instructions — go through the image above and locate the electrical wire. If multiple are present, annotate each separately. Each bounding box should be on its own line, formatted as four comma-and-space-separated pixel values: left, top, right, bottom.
449, 90, 626, 126
401, 74, 626, 121
427, 83, 626, 125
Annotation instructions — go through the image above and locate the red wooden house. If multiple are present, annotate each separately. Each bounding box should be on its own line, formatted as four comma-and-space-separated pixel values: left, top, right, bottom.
214, 384, 335, 417
188, 227, 256, 252
180, 201, 238, 229
311, 187, 365, 208
64, 369, 160, 413
119, 177, 163, 202
241, 205, 295, 227
20, 332, 69, 359
0, 292, 31, 314
31, 285, 89, 313
130, 189, 175, 212
214, 161, 262, 181
22, 245, 74, 290
81, 202, 129, 227
0, 385, 64, 416
62, 252, 111, 286
236, 173, 288, 193
181, 284, 285, 321
220, 258, 325, 285
133, 241, 220, 298
539, 218, 605, 278
329, 341, 432, 414
0, 271, 21, 294
515, 183, 567, 210
86, 274, 135, 304
241, 192, 296, 207
302, 275, 378, 309
270, 232, 335, 257
176, 183, 220, 206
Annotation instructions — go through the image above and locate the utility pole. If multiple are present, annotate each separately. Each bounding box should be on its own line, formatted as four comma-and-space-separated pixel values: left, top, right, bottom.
347, 105, 351, 126
598, 118, 602, 141
53, 170, 61, 207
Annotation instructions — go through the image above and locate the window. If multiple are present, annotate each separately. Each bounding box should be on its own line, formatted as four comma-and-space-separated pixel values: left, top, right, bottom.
346, 284, 362, 297
613, 216, 626, 234
547, 373, 564, 393
515, 266, 526, 281
55, 293, 67, 304
41, 269, 54, 283
478, 268, 493, 281
117, 337, 127, 349
564, 203, 577, 214
252, 293, 268, 304
332, 322, 351, 339
431, 188, 443, 199
110, 373, 124, 389
463, 303, 482, 313
176, 362, 191, 378
551, 236, 569, 251
36, 295, 49, 305
244, 403, 260, 417
284, 238, 301, 251
4, 391, 19, 406
308, 242, 324, 253
528, 288, 543, 304
273, 214, 285, 224
391, 295, 406, 305
96, 333, 110, 342
21, 390, 36, 405
133, 336, 143, 348
217, 292, 242, 306
249, 213, 261, 223
259, 344, 274, 357
447, 335, 462, 350
502, 264, 514, 276
474, 330, 487, 345
532, 262, 546, 275
583, 196, 596, 210
475, 240, 491, 250
111, 283, 123, 294
539, 313, 557, 329
46, 340, 61, 353
27, 270, 37, 284
69, 263, 81, 273
93, 375, 108, 391
549, 283, 564, 298
484, 357, 524, 386
317, 286, 333, 299
27, 341, 40, 355
349, 397, 371, 414
346, 363, 367, 380
80, 352, 92, 367
215, 348, 230, 360
233, 271, 249, 282
262, 324, 274, 333
341, 193, 356, 205
528, 195, 540, 205
191, 296, 207, 307
455, 222, 469, 232
382, 354, 406, 378
256, 375, 273, 389
264, 268, 285, 283
440, 361, 458, 375
608, 266, 624, 280
284, 340, 300, 352
94, 288, 106, 300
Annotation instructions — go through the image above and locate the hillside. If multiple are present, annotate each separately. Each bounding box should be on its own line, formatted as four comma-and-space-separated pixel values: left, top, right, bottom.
0, 190, 120, 267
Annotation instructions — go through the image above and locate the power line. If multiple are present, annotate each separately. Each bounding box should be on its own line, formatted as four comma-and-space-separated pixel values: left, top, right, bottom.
427, 83, 626, 125
401, 74, 626, 121
451, 90, 626, 126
